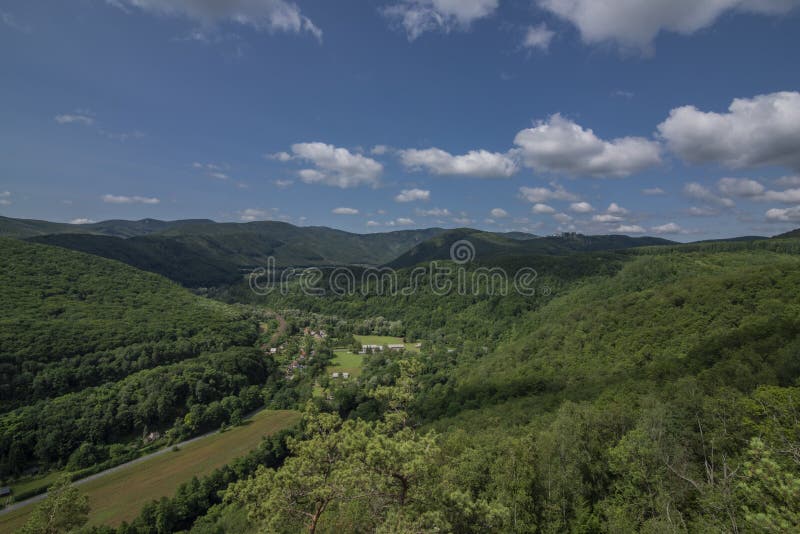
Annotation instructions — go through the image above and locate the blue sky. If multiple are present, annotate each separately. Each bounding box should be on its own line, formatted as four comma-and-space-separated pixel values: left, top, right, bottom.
2, 0, 800, 240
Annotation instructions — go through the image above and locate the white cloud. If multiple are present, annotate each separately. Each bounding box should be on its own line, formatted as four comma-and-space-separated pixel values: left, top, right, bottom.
383, 0, 498, 40
332, 207, 359, 215
267, 151, 293, 162
102, 194, 160, 204
69, 218, 96, 225
0, 191, 9, 197
108, 0, 322, 41
607, 202, 629, 215
775, 176, 800, 187
651, 222, 683, 234
399, 147, 518, 178
394, 217, 416, 226
366, 220, 381, 227
240, 208, 272, 222
717, 177, 766, 197
490, 208, 509, 218
416, 207, 451, 217
569, 201, 594, 213
642, 187, 666, 195
1, 10, 31, 33
395, 188, 431, 202
532, 203, 556, 214
766, 206, 800, 222
593, 214, 624, 223
371, 145, 389, 155
522, 23, 555, 51
273, 179, 293, 188
54, 113, 95, 126
538, 0, 800, 52
452, 217, 473, 225
291, 142, 383, 188
0, 199, 10, 206
519, 183, 579, 203
658, 92, 800, 172
615, 224, 646, 234
683, 182, 734, 207
553, 212, 573, 223
513, 114, 661, 177
759, 188, 800, 203
210, 172, 230, 180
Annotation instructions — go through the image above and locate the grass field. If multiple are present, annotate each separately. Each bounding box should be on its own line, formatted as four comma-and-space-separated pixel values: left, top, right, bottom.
0, 409, 300, 533
330, 349, 365, 377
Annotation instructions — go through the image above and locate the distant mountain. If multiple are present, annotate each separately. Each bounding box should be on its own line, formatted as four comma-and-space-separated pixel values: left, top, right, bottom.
0, 215, 213, 238
387, 229, 675, 268
5, 216, 447, 285
774, 228, 800, 239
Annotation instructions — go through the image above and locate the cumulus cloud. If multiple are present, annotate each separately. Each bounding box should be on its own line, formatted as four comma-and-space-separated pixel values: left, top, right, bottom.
538, 0, 800, 52
570, 201, 594, 213
759, 189, 800, 203
607, 202, 629, 215
395, 188, 431, 202
651, 222, 683, 234
383, 0, 498, 40
522, 23, 555, 51
108, 0, 322, 41
658, 92, 800, 172
393, 217, 416, 226
273, 179, 293, 188
267, 151, 293, 162
593, 214, 624, 223
239, 208, 273, 221
416, 207, 452, 217
366, 220, 381, 227
490, 208, 509, 218
513, 114, 661, 177
519, 183, 579, 203
553, 212, 573, 223
683, 182, 734, 207
775, 176, 800, 187
332, 207, 359, 215
615, 224, 646, 234
54, 113, 95, 126
717, 177, 765, 197
399, 147, 518, 178
371, 145, 390, 155
69, 218, 96, 225
532, 203, 556, 214
766, 206, 800, 222
102, 194, 160, 204
290, 142, 383, 188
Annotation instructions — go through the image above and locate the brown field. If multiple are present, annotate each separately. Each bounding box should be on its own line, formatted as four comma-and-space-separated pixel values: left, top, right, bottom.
0, 409, 300, 532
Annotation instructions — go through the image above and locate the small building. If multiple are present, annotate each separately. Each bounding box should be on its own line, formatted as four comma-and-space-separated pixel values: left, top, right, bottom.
342, 372, 350, 379
359, 344, 384, 354
332, 372, 340, 378
0, 487, 11, 498
269, 348, 277, 354
387, 344, 405, 351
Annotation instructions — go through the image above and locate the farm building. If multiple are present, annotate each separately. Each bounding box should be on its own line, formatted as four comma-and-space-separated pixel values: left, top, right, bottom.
359, 344, 384, 354
387, 344, 405, 351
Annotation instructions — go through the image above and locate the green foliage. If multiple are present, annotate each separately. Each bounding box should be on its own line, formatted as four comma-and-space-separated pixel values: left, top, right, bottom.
19, 475, 89, 534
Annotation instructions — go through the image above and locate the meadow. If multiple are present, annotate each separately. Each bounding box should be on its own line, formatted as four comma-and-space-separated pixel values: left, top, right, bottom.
0, 409, 300, 533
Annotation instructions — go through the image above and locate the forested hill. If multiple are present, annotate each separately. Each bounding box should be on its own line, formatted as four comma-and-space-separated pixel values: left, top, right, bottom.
0, 238, 272, 476
387, 228, 675, 268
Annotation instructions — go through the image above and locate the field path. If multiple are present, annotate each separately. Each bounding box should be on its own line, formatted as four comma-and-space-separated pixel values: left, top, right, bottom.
0, 408, 300, 531
0, 427, 220, 516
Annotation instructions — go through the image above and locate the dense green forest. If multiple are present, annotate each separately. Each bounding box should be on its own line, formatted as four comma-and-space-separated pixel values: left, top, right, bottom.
6, 232, 800, 532
0, 239, 281, 478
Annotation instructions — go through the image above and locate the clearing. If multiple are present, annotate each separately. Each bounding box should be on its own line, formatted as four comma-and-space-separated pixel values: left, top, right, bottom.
0, 409, 300, 533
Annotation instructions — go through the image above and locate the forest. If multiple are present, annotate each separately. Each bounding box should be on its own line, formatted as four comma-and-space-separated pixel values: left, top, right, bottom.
4, 235, 800, 533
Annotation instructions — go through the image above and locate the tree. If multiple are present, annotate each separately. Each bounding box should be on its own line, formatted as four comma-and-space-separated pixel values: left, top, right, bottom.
20, 475, 90, 534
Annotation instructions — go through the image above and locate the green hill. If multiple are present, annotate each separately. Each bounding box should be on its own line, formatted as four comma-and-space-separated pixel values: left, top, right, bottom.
387, 228, 675, 268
